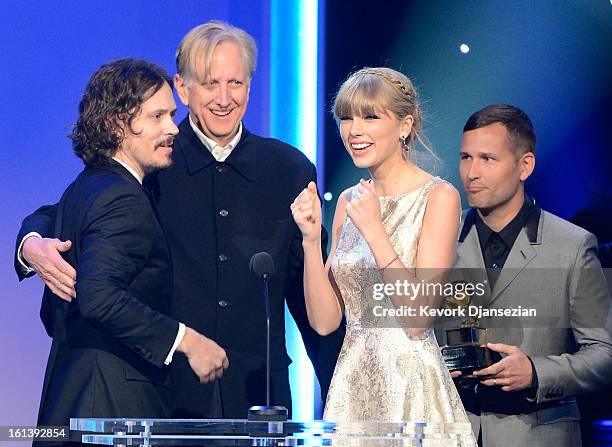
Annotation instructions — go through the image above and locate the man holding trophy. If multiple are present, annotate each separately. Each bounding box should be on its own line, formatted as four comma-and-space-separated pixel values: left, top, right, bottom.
438, 104, 612, 446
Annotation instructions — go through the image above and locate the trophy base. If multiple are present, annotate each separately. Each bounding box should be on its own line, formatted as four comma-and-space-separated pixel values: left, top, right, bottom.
442, 344, 501, 374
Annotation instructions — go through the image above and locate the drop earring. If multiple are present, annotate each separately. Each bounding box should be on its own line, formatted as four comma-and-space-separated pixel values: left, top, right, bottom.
400, 135, 410, 153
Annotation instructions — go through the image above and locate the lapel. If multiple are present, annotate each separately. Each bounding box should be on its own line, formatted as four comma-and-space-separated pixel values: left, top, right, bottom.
489, 229, 537, 303
224, 129, 256, 182
489, 203, 543, 304
455, 209, 492, 299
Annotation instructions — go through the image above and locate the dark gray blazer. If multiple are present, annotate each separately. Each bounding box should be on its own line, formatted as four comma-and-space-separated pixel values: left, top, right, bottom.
442, 204, 612, 446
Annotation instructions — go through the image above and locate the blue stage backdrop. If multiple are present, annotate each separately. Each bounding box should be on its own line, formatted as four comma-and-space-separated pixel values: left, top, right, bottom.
0, 0, 276, 427
322, 1, 612, 222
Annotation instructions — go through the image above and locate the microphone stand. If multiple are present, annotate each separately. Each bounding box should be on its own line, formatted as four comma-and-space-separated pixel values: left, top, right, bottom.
263, 272, 271, 407
247, 257, 288, 422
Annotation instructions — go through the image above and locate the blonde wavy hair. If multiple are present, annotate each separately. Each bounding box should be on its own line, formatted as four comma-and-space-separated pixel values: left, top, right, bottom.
333, 67, 438, 164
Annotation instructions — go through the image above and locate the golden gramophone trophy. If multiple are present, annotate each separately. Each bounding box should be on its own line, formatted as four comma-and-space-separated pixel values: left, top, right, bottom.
440, 286, 501, 374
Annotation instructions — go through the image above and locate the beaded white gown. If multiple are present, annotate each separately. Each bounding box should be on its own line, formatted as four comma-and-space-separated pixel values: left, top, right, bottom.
324, 177, 476, 446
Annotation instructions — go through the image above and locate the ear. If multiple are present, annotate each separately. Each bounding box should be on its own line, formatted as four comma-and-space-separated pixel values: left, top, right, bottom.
110, 114, 126, 139
174, 74, 190, 106
400, 114, 414, 138
519, 152, 535, 182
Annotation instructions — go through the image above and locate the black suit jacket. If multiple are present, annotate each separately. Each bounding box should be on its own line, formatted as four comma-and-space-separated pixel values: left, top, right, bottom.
145, 119, 344, 417
24, 162, 179, 431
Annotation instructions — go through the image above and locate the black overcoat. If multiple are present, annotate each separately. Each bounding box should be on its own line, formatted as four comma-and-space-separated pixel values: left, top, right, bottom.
146, 118, 344, 418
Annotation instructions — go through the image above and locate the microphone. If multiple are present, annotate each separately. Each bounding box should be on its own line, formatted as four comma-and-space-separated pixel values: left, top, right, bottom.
249, 251, 275, 281
247, 252, 288, 422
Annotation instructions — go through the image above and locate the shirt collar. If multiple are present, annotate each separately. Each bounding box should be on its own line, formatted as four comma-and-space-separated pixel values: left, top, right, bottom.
474, 196, 533, 248
460, 195, 541, 244
177, 117, 256, 182
474, 214, 496, 246
111, 157, 143, 184
188, 114, 242, 162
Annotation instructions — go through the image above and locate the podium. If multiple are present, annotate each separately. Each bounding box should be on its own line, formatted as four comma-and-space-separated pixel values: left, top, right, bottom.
71, 418, 473, 446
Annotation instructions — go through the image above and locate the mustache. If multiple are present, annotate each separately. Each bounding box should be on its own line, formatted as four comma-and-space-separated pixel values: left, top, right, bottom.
156, 137, 175, 148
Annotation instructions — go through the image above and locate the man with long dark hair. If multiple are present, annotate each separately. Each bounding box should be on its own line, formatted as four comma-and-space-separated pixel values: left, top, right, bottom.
29, 59, 227, 444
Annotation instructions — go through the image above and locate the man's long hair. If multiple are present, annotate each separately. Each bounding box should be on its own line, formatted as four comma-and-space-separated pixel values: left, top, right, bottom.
70, 58, 172, 166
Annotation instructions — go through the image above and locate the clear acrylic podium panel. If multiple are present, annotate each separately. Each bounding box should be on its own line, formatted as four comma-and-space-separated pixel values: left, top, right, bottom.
71, 418, 474, 446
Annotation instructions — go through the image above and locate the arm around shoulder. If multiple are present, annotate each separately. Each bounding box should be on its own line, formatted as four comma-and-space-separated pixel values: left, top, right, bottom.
15, 202, 77, 301
14, 203, 59, 279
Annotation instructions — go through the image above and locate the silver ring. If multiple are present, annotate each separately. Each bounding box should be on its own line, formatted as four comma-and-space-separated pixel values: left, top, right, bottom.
493, 378, 497, 385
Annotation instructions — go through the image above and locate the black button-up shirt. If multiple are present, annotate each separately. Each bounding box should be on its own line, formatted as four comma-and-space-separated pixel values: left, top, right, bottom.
473, 195, 539, 394
475, 196, 534, 289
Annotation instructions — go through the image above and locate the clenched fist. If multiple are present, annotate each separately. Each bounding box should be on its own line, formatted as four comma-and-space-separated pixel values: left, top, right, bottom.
290, 181, 322, 243
345, 179, 385, 243
178, 327, 229, 383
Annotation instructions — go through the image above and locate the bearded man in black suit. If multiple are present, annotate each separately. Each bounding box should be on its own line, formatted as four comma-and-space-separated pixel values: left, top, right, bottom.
26, 59, 228, 445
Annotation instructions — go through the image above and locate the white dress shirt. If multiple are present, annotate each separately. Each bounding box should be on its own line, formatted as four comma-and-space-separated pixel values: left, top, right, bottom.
189, 114, 242, 161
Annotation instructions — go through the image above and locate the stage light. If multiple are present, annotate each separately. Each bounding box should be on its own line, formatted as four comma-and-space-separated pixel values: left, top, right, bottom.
460, 43, 470, 54
271, 0, 319, 421
324, 192, 333, 201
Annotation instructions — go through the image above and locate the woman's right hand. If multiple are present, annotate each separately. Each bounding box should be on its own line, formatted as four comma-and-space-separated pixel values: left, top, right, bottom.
290, 181, 322, 243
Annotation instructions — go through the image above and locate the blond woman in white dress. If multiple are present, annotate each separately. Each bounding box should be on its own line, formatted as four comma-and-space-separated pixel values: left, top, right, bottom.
291, 67, 476, 446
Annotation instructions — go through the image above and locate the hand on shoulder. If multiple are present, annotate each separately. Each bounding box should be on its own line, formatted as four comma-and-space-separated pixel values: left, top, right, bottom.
22, 236, 76, 301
